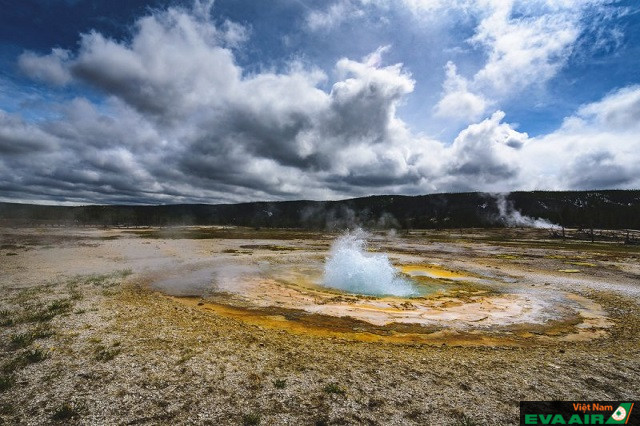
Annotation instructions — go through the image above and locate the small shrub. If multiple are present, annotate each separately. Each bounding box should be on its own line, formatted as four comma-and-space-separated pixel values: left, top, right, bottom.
118, 269, 133, 278
22, 300, 72, 323
0, 310, 14, 327
94, 345, 121, 362
11, 328, 54, 349
23, 310, 55, 323
85, 274, 109, 286
0, 350, 47, 374
10, 332, 34, 349
1, 358, 20, 374
0, 403, 14, 414
242, 412, 261, 426
0, 375, 13, 392
85, 270, 130, 288
454, 414, 480, 426
323, 382, 345, 395
24, 348, 48, 364
51, 402, 79, 422
273, 378, 287, 389
177, 351, 194, 364
48, 300, 72, 314
32, 327, 54, 339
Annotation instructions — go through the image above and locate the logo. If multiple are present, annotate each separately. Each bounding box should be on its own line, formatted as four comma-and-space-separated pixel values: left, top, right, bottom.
609, 404, 634, 424
520, 401, 637, 425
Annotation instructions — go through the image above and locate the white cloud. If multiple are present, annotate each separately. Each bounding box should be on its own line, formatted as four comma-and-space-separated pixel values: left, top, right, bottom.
3, 1, 638, 205
575, 85, 640, 131
469, 0, 582, 96
434, 61, 488, 122
516, 86, 640, 190
422, 0, 616, 124
399, 0, 448, 14
305, 0, 365, 31
18, 48, 72, 86
439, 110, 525, 191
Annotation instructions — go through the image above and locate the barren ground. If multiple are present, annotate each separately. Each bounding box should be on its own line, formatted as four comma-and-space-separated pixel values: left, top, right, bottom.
0, 227, 638, 425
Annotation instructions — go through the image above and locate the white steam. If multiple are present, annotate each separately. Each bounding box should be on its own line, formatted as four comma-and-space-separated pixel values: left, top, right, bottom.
322, 230, 416, 296
494, 193, 557, 229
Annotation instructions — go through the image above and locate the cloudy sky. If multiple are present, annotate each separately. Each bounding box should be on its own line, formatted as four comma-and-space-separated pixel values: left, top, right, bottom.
1, 0, 639, 205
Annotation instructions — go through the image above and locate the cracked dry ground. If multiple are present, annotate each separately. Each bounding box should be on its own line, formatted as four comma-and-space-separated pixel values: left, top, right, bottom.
0, 227, 638, 425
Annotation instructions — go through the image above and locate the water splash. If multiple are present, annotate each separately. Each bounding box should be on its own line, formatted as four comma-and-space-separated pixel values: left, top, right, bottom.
322, 230, 416, 296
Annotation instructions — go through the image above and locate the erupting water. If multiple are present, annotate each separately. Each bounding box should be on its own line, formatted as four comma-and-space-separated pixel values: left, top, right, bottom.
322, 230, 417, 297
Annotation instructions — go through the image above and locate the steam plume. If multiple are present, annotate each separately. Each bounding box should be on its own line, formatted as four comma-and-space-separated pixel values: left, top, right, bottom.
493, 193, 557, 229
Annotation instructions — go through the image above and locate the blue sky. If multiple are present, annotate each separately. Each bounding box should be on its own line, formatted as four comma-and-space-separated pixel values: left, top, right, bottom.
1, 0, 639, 204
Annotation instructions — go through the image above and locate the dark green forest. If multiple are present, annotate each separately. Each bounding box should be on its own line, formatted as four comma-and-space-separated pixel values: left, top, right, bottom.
1, 190, 639, 231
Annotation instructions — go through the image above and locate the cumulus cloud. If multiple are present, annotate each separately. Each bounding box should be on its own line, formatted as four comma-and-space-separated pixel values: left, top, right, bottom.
301, 0, 623, 127
0, 111, 59, 154
575, 85, 640, 131
434, 61, 487, 122
4, 3, 430, 203
18, 48, 72, 86
424, 0, 617, 123
518, 86, 640, 191
1, 1, 638, 205
71, 10, 241, 118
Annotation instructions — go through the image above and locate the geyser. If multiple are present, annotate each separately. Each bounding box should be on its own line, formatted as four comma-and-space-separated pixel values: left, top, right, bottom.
322, 230, 417, 296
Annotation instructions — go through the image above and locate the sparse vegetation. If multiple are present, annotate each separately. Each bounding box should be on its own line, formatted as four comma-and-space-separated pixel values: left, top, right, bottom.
0, 243, 20, 250
48, 299, 72, 314
21, 299, 73, 323
10, 332, 34, 349
10, 328, 53, 349
0, 226, 637, 425
177, 350, 194, 364
22, 309, 55, 323
69, 289, 83, 301
454, 414, 481, 426
1, 359, 20, 375
51, 402, 80, 422
94, 344, 121, 362
2, 348, 47, 375
322, 382, 345, 395
24, 348, 48, 364
81, 269, 131, 288
273, 378, 287, 389
0, 309, 14, 327
242, 412, 261, 426
0, 402, 14, 415
0, 375, 13, 392
85, 274, 111, 286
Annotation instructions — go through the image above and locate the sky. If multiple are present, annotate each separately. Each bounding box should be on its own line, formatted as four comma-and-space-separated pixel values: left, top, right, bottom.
0, 0, 639, 205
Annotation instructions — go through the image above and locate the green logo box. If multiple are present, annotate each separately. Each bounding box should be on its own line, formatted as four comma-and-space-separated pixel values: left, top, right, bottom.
520, 401, 637, 425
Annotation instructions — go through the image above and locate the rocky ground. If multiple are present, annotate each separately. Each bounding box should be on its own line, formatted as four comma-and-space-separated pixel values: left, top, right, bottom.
0, 227, 638, 425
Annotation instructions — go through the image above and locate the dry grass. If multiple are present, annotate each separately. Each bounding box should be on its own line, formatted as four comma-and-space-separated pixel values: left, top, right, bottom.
0, 227, 638, 425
